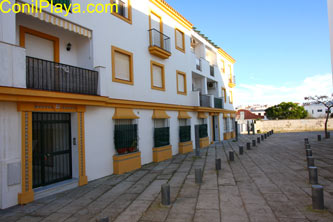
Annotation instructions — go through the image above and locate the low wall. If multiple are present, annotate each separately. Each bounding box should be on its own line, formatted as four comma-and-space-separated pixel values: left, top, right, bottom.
255, 119, 333, 133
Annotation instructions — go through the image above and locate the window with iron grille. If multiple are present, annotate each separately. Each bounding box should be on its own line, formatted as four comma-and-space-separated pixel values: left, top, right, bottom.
114, 119, 138, 155
179, 119, 191, 142
48, 0, 71, 9
154, 119, 170, 148
198, 124, 208, 138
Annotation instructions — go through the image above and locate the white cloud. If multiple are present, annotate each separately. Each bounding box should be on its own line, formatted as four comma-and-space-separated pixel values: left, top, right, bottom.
234, 73, 333, 106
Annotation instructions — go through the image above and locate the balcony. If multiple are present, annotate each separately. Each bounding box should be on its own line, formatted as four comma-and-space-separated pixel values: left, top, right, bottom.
214, 97, 224, 109
196, 57, 202, 71
200, 94, 212, 107
26, 57, 99, 95
148, 29, 171, 59
228, 75, 236, 88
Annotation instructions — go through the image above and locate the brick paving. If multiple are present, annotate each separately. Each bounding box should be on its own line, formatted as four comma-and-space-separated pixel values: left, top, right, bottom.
1, 132, 333, 222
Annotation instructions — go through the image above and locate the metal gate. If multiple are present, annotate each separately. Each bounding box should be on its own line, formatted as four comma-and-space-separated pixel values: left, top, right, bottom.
32, 113, 72, 188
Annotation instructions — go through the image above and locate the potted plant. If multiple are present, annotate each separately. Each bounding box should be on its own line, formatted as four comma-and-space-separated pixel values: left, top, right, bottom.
116, 147, 127, 155
127, 140, 138, 153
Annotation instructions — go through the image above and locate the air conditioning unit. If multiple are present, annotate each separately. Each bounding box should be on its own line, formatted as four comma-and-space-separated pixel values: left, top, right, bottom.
191, 38, 197, 46
207, 82, 217, 89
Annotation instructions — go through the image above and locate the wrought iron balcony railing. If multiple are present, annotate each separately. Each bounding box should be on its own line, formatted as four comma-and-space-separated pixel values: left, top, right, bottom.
148, 28, 171, 53
26, 56, 99, 95
214, 97, 224, 109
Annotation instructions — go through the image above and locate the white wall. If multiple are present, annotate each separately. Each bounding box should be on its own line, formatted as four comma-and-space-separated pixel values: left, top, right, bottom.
304, 104, 331, 118
0, 42, 26, 88
0, 102, 22, 209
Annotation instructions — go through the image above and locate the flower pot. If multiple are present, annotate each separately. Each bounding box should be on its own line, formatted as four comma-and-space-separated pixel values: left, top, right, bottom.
117, 148, 127, 155
127, 147, 137, 153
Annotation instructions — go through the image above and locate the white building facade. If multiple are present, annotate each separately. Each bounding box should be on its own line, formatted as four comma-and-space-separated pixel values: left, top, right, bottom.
303, 103, 331, 118
0, 0, 236, 209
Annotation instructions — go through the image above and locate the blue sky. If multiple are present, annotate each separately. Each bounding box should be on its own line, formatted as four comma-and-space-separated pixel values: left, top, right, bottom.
167, 0, 332, 105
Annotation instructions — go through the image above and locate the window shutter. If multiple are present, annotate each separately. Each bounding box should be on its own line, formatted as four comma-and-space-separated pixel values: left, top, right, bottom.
177, 73, 185, 92
153, 65, 163, 88
115, 51, 130, 81
176, 30, 183, 49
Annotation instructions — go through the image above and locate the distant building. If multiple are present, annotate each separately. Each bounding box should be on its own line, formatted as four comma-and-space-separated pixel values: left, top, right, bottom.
303, 103, 332, 118
236, 109, 264, 134
236, 104, 271, 120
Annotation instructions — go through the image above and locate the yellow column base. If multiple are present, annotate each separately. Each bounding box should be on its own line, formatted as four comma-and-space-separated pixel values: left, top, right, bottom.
113, 151, 141, 175
199, 137, 210, 148
79, 176, 88, 186
153, 145, 172, 162
18, 190, 34, 205
179, 141, 193, 154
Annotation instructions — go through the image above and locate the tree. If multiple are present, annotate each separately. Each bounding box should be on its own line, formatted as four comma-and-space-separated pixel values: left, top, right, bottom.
265, 102, 308, 120
305, 95, 333, 138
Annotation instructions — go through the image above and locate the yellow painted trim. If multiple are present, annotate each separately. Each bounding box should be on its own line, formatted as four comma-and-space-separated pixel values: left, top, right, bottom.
17, 103, 85, 112
18, 111, 34, 205
175, 28, 185, 53
218, 48, 236, 64
229, 90, 233, 104
78, 112, 88, 186
152, 109, 170, 119
112, 46, 134, 85
0, 87, 237, 114
153, 145, 172, 162
150, 60, 166, 91
199, 137, 209, 148
210, 116, 214, 143
221, 60, 225, 74
113, 151, 141, 175
149, 10, 163, 48
149, 0, 193, 30
19, 26, 59, 63
198, 112, 208, 119
222, 88, 226, 103
111, 0, 132, 24
179, 141, 193, 154
176, 71, 187, 95
178, 111, 191, 119
113, 108, 139, 119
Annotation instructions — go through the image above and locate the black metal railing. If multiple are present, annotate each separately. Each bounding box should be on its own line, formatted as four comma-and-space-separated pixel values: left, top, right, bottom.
214, 97, 223, 109
196, 57, 202, 71
26, 57, 98, 95
179, 126, 191, 142
154, 127, 170, 148
229, 75, 236, 85
114, 124, 138, 155
210, 65, 215, 76
148, 28, 171, 53
200, 94, 211, 107
198, 124, 208, 138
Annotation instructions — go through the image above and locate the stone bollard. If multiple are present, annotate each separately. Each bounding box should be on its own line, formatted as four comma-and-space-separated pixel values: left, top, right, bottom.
326, 132, 331, 139
305, 144, 311, 150
318, 135, 321, 141
239, 146, 244, 155
307, 156, 315, 167
312, 185, 324, 210
195, 168, 203, 184
215, 159, 221, 170
161, 184, 171, 206
304, 138, 309, 144
97, 218, 109, 222
264, 134, 267, 139
306, 149, 313, 157
252, 140, 256, 147
247, 142, 251, 150
309, 166, 318, 185
257, 137, 261, 144
272, 130, 274, 134
261, 135, 264, 141
229, 151, 235, 161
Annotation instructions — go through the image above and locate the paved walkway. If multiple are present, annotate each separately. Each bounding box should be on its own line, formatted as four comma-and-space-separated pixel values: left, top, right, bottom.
1, 132, 333, 222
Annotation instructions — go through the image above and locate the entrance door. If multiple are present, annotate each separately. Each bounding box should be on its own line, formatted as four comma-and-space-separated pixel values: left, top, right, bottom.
213, 116, 219, 141
32, 113, 72, 188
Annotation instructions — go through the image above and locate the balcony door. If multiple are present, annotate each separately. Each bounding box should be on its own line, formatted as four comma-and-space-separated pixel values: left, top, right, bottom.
150, 12, 163, 48
212, 116, 219, 141
20, 26, 59, 62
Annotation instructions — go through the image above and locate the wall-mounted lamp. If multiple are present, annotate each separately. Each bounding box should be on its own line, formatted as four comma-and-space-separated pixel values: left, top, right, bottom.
66, 42, 72, 51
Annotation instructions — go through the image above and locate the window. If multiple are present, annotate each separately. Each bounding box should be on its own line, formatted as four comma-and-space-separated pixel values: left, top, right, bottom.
154, 119, 170, 147
47, 0, 71, 9
112, 46, 133, 85
149, 11, 163, 48
223, 118, 227, 132
318, 109, 323, 112
114, 119, 138, 155
229, 90, 233, 104
175, 28, 185, 53
179, 119, 191, 142
177, 71, 187, 95
221, 60, 225, 73
228, 64, 232, 75
222, 88, 226, 103
151, 61, 165, 91
112, 0, 132, 24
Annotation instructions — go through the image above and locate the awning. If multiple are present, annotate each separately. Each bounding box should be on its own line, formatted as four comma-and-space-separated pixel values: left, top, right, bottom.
18, 1, 92, 38
152, 110, 170, 119
178, 111, 191, 119
197, 112, 208, 119
209, 112, 219, 116
231, 113, 236, 118
223, 113, 230, 118
113, 108, 139, 120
